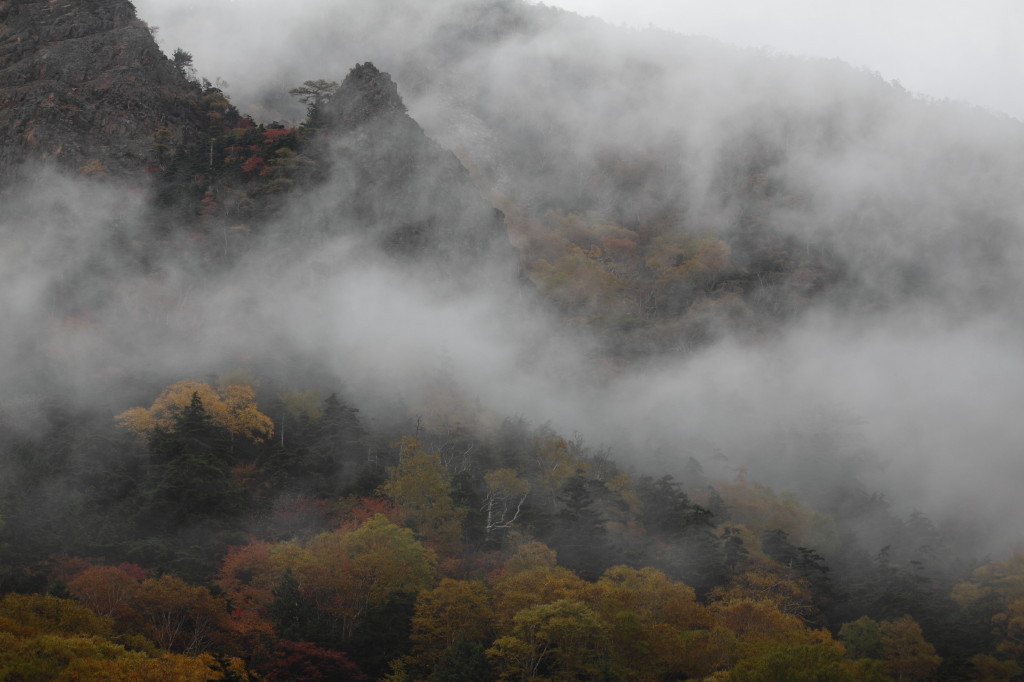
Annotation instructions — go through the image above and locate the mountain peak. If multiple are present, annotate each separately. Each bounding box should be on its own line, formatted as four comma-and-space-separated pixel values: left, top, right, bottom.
324, 62, 406, 130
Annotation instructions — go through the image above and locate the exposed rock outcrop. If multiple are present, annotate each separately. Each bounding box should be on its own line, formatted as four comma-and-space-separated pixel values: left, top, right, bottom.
0, 0, 207, 182
319, 62, 512, 269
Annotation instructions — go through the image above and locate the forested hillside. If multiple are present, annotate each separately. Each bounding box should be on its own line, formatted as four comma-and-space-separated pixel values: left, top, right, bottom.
3, 0, 1024, 679
3, 375, 1019, 680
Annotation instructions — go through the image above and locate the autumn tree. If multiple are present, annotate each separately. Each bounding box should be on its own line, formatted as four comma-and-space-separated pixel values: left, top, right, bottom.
215, 540, 313, 649
711, 556, 821, 625
377, 436, 465, 551
257, 639, 366, 681
297, 514, 437, 643
114, 381, 276, 552
589, 566, 706, 628
0, 592, 114, 641
530, 435, 579, 512
839, 615, 884, 660
488, 599, 610, 681
714, 474, 838, 552
585, 566, 710, 680
489, 562, 587, 634
214, 517, 435, 651
409, 578, 494, 670
126, 575, 233, 655
215, 540, 285, 615
0, 592, 239, 680
952, 553, 1024, 658
705, 593, 841, 674
970, 653, 1022, 681
135, 392, 244, 539
728, 641, 880, 682
880, 615, 942, 681
116, 380, 273, 443
482, 468, 530, 542
66, 563, 146, 621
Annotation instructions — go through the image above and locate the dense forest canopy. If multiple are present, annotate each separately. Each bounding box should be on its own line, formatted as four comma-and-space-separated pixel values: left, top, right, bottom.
2, 0, 1024, 679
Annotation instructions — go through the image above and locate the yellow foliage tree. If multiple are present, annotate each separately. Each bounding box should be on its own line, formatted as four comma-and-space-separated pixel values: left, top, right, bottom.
0, 593, 113, 640
490, 563, 588, 633
970, 653, 1022, 681
714, 474, 839, 552
377, 436, 466, 550
0, 593, 241, 681
116, 380, 273, 442
483, 468, 530, 535
707, 596, 837, 673
880, 615, 942, 681
589, 565, 707, 629
532, 435, 582, 513
409, 578, 494, 669
297, 514, 437, 642
710, 560, 817, 621
953, 553, 1024, 658
585, 566, 711, 680
488, 599, 610, 681
499, 534, 559, 575
727, 640, 874, 682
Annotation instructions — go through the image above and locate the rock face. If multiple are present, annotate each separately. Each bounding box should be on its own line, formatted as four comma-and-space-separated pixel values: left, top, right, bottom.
320, 62, 511, 269
326, 61, 408, 130
0, 0, 207, 182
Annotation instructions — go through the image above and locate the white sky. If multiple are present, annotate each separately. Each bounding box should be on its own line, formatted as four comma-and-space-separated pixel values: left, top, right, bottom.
537, 0, 1024, 120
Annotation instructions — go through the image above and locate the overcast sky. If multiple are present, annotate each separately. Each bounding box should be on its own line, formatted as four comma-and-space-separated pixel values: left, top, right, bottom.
535, 0, 1024, 120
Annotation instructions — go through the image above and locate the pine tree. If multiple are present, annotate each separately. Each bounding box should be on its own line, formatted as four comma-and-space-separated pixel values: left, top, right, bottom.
268, 569, 319, 642
549, 473, 612, 579
431, 634, 495, 682
141, 392, 239, 533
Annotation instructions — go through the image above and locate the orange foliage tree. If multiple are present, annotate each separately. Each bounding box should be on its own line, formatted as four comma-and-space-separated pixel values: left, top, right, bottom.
215, 515, 437, 645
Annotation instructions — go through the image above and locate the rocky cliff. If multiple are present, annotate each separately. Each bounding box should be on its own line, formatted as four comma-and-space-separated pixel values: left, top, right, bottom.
0, 0, 208, 182
318, 62, 511, 268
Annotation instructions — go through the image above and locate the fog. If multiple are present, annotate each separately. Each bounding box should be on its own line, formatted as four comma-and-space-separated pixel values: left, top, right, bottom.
540, 0, 1024, 122
5, 0, 1024, 557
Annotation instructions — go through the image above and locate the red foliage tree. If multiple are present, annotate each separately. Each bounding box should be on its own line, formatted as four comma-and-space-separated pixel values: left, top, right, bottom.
258, 640, 366, 681
241, 156, 267, 175
262, 128, 295, 143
